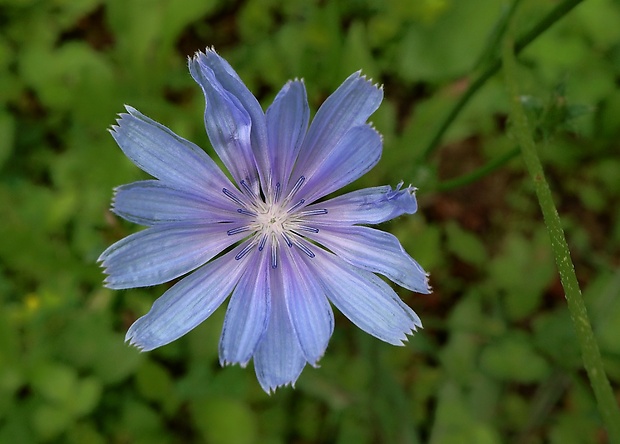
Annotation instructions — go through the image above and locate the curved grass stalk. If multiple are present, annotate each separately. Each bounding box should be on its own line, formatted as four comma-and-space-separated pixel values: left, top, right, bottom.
502, 23, 620, 443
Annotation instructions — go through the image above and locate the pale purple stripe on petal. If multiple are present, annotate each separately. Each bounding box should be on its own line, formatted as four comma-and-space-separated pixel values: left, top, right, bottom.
254, 264, 307, 393
304, 183, 418, 225
98, 223, 246, 289
113, 180, 241, 226
219, 252, 270, 367
281, 247, 334, 366
110, 106, 233, 195
292, 72, 383, 183
308, 248, 422, 345
308, 225, 431, 294
189, 54, 260, 194
192, 49, 270, 191
301, 124, 382, 203
265, 80, 309, 192
125, 248, 247, 351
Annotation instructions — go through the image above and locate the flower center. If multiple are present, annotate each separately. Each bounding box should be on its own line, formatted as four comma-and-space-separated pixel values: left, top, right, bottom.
221, 177, 328, 268
255, 205, 287, 237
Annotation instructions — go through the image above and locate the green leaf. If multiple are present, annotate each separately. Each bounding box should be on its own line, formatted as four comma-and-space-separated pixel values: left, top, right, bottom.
0, 110, 14, 170
119, 400, 168, 444
341, 21, 379, 80
445, 221, 488, 266
489, 230, 554, 321
92, 334, 144, 385
66, 422, 106, 444
429, 383, 501, 444
533, 310, 581, 369
480, 334, 550, 382
32, 404, 73, 441
397, 0, 504, 81
191, 397, 258, 444
135, 360, 179, 415
69, 377, 103, 417
29, 362, 77, 405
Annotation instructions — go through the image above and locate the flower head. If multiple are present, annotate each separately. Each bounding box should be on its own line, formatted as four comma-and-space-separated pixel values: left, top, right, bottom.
99, 48, 431, 393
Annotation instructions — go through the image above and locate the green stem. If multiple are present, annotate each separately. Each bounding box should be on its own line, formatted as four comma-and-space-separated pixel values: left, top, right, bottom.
422, 0, 585, 160
436, 147, 519, 192
473, 0, 524, 70
502, 26, 620, 443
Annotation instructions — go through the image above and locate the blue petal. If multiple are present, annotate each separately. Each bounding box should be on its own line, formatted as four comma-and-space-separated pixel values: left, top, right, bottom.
265, 80, 309, 191
219, 252, 270, 367
113, 180, 241, 226
291, 72, 382, 185
189, 51, 263, 193
304, 183, 418, 225
125, 248, 247, 351
98, 223, 246, 289
191, 49, 269, 189
301, 124, 381, 203
254, 265, 307, 393
110, 106, 232, 195
308, 226, 431, 294
281, 247, 334, 366
308, 248, 422, 345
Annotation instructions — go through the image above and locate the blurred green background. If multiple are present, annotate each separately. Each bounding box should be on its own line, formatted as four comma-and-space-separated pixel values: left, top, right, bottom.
1, 0, 620, 442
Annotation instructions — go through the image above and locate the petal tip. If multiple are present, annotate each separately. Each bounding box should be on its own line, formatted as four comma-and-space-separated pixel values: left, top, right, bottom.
420, 274, 433, 294
125, 334, 145, 352
355, 71, 383, 94
124, 104, 139, 115
259, 379, 298, 395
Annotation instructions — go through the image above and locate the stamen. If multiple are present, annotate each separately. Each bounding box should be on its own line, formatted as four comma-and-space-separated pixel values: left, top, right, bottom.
281, 232, 293, 248
274, 182, 282, 202
287, 199, 305, 213
258, 234, 267, 251
296, 225, 319, 233
240, 180, 256, 198
222, 188, 245, 207
237, 208, 257, 217
284, 176, 305, 203
227, 226, 251, 236
298, 208, 328, 217
235, 241, 256, 260
271, 236, 278, 269
294, 239, 315, 258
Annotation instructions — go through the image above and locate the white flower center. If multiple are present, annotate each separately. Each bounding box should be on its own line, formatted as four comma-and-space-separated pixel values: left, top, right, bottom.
222, 176, 327, 268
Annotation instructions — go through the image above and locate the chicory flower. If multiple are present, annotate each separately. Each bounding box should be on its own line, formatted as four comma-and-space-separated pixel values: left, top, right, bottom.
99, 48, 430, 393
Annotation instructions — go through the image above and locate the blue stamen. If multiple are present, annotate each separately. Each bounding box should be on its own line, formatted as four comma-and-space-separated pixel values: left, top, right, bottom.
283, 176, 305, 204
281, 232, 293, 247
258, 234, 267, 251
222, 188, 245, 206
227, 226, 251, 236
290, 176, 305, 196
274, 182, 282, 202
298, 208, 328, 217
294, 240, 315, 258
271, 239, 278, 268
296, 225, 319, 233
237, 208, 257, 217
240, 180, 256, 198
287, 199, 305, 213
235, 242, 255, 260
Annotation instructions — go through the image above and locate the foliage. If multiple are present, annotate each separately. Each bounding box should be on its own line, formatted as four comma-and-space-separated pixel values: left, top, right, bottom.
1, 0, 619, 442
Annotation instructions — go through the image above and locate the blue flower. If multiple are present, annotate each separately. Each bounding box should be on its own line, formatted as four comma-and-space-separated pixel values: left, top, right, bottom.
99, 48, 431, 393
